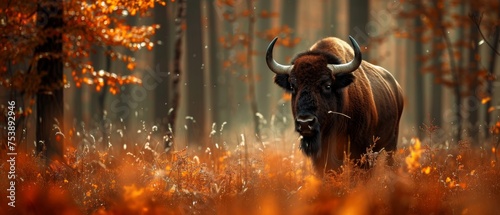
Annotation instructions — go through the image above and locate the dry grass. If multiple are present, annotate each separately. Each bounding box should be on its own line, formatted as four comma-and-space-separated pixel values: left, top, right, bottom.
1, 131, 500, 215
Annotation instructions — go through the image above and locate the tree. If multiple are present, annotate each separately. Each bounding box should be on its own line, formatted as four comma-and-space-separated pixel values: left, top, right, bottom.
349, 0, 370, 48
469, 2, 500, 138
413, 2, 426, 139
430, 0, 444, 129
207, 0, 224, 126
0, 0, 164, 162
153, 1, 171, 138
245, 0, 261, 138
397, 0, 499, 143
216, 0, 300, 138
254, 0, 271, 127
34, 0, 64, 162
166, 0, 185, 150
468, 9, 481, 142
185, 0, 207, 147
94, 45, 112, 148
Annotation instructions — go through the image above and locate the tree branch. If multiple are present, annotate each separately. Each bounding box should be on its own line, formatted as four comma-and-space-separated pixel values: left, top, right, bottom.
470, 12, 500, 56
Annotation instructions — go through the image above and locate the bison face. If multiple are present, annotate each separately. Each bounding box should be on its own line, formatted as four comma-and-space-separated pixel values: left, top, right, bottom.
266, 37, 362, 157
275, 54, 355, 157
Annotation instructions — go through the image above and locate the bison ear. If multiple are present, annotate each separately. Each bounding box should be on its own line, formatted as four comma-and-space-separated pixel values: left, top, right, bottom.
333, 73, 355, 89
274, 73, 292, 92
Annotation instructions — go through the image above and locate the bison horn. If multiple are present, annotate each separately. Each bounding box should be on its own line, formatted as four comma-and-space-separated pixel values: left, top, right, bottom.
266, 37, 293, 75
327, 36, 362, 75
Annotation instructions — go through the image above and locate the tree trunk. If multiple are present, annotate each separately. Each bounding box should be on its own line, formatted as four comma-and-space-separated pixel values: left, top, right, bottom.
430, 64, 443, 125
414, 3, 425, 138
207, 0, 223, 126
167, 0, 185, 150
349, 0, 370, 53
90, 44, 108, 149
485, 20, 500, 138
430, 0, 443, 129
246, 0, 261, 139
154, 3, 171, 136
220, 9, 235, 128
35, 0, 64, 162
255, 0, 271, 125
185, 0, 207, 147
97, 46, 111, 148
280, 0, 297, 53
468, 10, 480, 143
322, 0, 334, 36
438, 3, 461, 142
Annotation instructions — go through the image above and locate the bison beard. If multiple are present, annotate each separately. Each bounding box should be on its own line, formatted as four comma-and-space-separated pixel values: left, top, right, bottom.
300, 129, 321, 157
266, 35, 404, 173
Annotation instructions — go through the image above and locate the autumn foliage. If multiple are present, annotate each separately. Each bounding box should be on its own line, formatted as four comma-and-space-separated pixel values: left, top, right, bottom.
1, 129, 499, 214
0, 0, 164, 96
396, 0, 500, 140
396, 0, 498, 91
2, 0, 500, 214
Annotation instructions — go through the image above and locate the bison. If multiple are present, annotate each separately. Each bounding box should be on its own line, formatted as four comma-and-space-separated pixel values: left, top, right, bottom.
266, 36, 404, 174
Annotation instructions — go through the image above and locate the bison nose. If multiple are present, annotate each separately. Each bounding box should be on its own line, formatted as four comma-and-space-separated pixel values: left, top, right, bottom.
295, 115, 317, 135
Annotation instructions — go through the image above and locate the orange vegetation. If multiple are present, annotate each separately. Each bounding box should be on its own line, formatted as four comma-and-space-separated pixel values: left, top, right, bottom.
1, 135, 499, 215
0, 0, 163, 96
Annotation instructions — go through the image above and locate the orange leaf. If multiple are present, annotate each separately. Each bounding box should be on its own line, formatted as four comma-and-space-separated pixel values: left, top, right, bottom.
282, 93, 291, 101
127, 62, 136, 70
481, 97, 491, 104
421, 166, 431, 174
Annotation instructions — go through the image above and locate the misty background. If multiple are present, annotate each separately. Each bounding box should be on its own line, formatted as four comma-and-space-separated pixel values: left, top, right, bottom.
4, 0, 499, 152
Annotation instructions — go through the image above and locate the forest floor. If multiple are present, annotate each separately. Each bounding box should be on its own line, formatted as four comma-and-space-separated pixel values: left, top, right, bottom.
1, 131, 500, 215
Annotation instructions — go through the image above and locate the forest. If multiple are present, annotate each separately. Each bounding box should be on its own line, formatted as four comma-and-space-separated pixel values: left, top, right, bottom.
1, 0, 500, 214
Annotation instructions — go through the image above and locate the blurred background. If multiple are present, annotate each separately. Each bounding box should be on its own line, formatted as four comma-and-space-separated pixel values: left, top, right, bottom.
1, 0, 500, 154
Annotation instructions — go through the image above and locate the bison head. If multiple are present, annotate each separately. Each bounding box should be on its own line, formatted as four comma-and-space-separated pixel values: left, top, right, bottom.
266, 36, 362, 158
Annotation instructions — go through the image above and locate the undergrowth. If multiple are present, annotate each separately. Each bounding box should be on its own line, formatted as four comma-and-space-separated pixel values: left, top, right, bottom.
1, 130, 499, 215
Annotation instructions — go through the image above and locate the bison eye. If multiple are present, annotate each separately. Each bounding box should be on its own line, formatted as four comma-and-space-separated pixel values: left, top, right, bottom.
322, 84, 332, 94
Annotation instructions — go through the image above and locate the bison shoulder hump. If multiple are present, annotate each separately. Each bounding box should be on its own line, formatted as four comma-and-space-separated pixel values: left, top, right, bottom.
310, 37, 355, 63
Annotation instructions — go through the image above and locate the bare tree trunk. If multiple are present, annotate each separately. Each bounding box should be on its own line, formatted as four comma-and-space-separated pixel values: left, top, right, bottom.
322, 0, 334, 36
207, 0, 223, 125
280, 0, 297, 50
167, 0, 185, 150
430, 0, 443, 128
246, 0, 261, 138
97, 46, 111, 148
414, 2, 425, 138
485, 24, 500, 138
430, 64, 443, 125
153, 3, 171, 137
349, 0, 370, 53
440, 21, 461, 142
35, 0, 64, 163
468, 10, 480, 143
468, 2, 500, 140
221, 15, 235, 125
4, 63, 27, 152
89, 43, 108, 149
186, 0, 207, 147
255, 0, 271, 123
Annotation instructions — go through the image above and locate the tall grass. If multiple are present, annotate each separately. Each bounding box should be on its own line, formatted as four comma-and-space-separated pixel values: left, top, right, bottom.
1, 123, 499, 215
